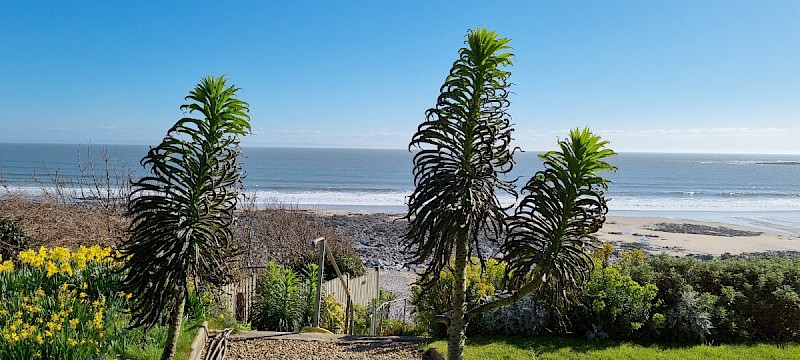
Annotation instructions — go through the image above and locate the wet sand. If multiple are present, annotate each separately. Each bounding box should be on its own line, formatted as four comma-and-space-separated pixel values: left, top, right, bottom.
600, 216, 800, 256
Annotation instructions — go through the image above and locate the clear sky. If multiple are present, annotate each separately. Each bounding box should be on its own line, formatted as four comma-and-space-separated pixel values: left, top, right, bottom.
1, 1, 799, 154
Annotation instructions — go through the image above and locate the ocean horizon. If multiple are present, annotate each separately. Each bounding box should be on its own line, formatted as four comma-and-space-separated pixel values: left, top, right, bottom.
1, 143, 799, 232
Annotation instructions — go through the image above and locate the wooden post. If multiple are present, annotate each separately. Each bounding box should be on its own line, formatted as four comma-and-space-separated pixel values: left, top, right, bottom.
311, 237, 325, 328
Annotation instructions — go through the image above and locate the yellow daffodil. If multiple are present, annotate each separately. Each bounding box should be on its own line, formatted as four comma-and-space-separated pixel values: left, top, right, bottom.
18, 249, 44, 267
50, 246, 71, 262
37, 246, 49, 260
59, 261, 73, 276
45, 261, 58, 277
0, 260, 13, 273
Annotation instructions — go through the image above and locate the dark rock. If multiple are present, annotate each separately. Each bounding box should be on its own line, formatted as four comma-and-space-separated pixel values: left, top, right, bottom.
647, 223, 762, 237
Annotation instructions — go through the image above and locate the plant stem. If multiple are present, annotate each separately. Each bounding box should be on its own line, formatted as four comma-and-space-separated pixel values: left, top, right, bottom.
447, 231, 469, 360
161, 286, 186, 360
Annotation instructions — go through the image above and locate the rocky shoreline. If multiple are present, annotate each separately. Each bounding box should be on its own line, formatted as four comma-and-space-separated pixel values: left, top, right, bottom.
320, 212, 502, 272
321, 213, 411, 271
646, 222, 763, 237
318, 212, 800, 270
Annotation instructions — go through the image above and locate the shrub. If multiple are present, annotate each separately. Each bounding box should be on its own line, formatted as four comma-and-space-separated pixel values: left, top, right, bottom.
249, 262, 318, 332
575, 265, 658, 339
321, 293, 345, 333
632, 254, 800, 342
475, 293, 546, 336
412, 258, 505, 338
0, 198, 126, 249
233, 205, 357, 270
350, 289, 424, 336
665, 290, 715, 342
290, 247, 366, 280
0, 218, 28, 261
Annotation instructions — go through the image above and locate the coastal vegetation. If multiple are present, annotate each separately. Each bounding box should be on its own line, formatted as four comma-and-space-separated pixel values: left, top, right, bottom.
0, 245, 127, 359
403, 27, 517, 360
414, 245, 800, 346
249, 262, 319, 332
404, 26, 618, 359
118, 75, 251, 360
0, 29, 797, 360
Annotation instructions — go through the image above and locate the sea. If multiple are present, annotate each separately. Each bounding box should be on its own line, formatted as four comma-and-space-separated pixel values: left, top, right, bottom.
1, 143, 799, 233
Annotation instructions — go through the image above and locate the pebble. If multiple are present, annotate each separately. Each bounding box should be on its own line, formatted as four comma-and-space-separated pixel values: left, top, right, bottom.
225, 339, 422, 360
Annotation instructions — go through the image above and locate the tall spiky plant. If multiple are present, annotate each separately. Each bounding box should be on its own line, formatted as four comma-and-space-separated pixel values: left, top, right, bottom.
403, 27, 515, 360
469, 127, 616, 318
118, 76, 250, 360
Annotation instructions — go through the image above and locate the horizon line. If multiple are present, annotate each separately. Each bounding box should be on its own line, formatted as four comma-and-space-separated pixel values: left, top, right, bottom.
1, 141, 799, 156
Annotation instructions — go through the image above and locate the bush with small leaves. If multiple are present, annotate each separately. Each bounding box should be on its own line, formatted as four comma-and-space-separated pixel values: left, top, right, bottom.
474, 293, 546, 336
574, 265, 658, 339
627, 253, 800, 342
290, 247, 366, 280
0, 218, 28, 260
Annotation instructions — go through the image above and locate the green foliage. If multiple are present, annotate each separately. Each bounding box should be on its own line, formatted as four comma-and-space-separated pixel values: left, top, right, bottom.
665, 290, 715, 343
403, 26, 515, 287
377, 318, 427, 336
412, 258, 506, 338
576, 265, 658, 339
185, 287, 210, 322
119, 75, 251, 333
404, 27, 516, 359
627, 254, 800, 342
502, 127, 616, 303
291, 248, 366, 280
250, 262, 317, 332
321, 293, 345, 333
184, 284, 236, 327
122, 319, 203, 360
475, 293, 546, 336
351, 304, 370, 335
446, 250, 800, 345
0, 218, 28, 260
0, 245, 132, 359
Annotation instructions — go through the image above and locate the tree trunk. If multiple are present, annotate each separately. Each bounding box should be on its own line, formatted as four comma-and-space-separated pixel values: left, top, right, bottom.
161, 286, 186, 360
447, 233, 469, 360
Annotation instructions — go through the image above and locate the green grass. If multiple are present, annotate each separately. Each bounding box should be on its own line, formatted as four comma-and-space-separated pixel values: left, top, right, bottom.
123, 319, 203, 360
425, 336, 800, 360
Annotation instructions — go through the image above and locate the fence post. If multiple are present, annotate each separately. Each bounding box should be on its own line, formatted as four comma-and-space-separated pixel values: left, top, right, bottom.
402, 298, 407, 335
370, 300, 376, 336
311, 237, 325, 328
370, 266, 379, 336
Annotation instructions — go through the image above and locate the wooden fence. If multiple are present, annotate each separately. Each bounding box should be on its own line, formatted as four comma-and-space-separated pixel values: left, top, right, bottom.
219, 268, 260, 323
322, 269, 379, 307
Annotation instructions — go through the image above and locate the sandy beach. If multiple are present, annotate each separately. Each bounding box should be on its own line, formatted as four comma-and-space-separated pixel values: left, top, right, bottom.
600, 216, 800, 257
311, 210, 800, 303
312, 209, 800, 264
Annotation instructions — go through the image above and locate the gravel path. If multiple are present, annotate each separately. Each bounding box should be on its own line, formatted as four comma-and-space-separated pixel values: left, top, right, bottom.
225, 339, 422, 360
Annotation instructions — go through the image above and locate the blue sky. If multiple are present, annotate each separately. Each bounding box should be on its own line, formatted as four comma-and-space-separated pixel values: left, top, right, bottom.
1, 1, 799, 153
